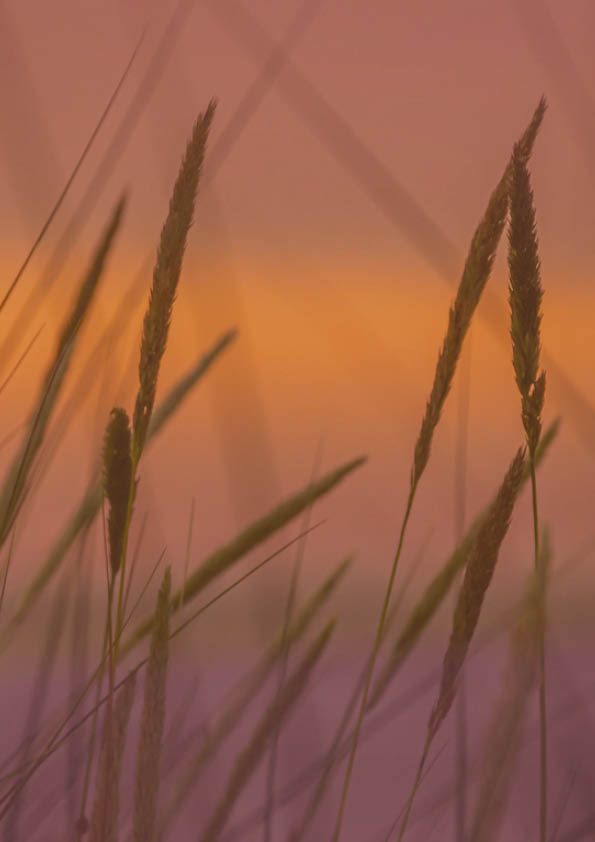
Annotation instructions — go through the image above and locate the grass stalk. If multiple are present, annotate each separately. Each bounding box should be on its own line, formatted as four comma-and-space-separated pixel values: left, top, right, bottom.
507, 137, 548, 842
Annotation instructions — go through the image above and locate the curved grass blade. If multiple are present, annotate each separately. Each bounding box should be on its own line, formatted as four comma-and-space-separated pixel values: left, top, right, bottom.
118, 455, 366, 656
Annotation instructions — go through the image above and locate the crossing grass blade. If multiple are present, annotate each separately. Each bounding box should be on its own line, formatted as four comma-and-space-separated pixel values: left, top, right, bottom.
117, 456, 365, 657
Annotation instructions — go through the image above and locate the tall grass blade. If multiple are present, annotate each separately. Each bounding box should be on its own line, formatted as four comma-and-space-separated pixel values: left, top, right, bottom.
118, 456, 365, 655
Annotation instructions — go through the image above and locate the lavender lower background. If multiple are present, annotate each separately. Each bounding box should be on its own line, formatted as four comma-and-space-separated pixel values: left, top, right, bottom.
1, 627, 594, 842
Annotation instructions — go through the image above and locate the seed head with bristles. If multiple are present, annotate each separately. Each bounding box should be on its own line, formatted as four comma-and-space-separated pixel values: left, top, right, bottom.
132, 100, 216, 462
411, 96, 547, 490
102, 408, 133, 579
508, 141, 546, 455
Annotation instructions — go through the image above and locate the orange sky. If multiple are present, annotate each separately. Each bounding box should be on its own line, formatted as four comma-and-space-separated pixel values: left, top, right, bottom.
0, 0, 594, 641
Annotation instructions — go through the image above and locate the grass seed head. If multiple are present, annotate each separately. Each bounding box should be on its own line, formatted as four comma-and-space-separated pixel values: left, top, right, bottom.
428, 446, 526, 736
132, 100, 217, 462
102, 408, 133, 578
508, 141, 546, 454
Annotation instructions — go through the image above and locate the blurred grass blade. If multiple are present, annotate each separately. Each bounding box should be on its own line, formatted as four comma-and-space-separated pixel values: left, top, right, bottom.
118, 456, 366, 655
0, 194, 126, 549
147, 328, 237, 438
157, 556, 352, 837
0, 27, 145, 319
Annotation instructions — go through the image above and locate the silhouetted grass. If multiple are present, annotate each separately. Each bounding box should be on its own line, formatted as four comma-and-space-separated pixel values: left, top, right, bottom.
0, 71, 588, 842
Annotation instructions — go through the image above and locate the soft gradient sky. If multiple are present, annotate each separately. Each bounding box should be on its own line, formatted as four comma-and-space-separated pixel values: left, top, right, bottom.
0, 0, 594, 639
